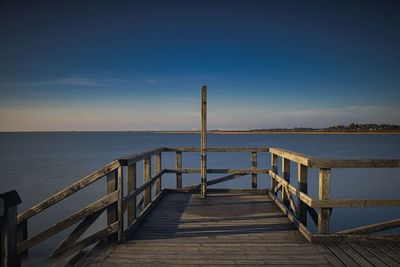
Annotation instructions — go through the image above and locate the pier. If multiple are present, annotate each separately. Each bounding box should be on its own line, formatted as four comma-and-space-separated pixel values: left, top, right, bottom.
3, 146, 399, 266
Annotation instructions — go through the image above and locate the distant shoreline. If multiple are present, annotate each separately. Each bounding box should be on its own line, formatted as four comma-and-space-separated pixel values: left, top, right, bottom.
1, 131, 400, 134
162, 131, 400, 135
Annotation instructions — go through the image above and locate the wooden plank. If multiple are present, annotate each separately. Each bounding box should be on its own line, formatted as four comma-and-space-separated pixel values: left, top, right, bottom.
271, 154, 278, 193
362, 242, 400, 266
269, 192, 313, 242
349, 243, 389, 266
201, 85, 207, 198
50, 209, 103, 256
117, 166, 123, 242
127, 163, 136, 224
17, 160, 120, 223
336, 242, 374, 266
185, 173, 247, 189
336, 218, 400, 235
155, 153, 162, 194
168, 188, 269, 194
176, 152, 182, 189
169, 147, 270, 153
124, 190, 166, 239
312, 234, 400, 242
118, 147, 166, 166
123, 170, 166, 202
166, 168, 270, 174
297, 164, 308, 226
282, 158, 290, 207
49, 221, 118, 260
311, 199, 400, 208
318, 168, 331, 235
251, 152, 257, 189
17, 191, 119, 254
324, 243, 358, 267
269, 148, 314, 166
315, 159, 400, 168
16, 219, 28, 260
316, 244, 345, 267
267, 170, 313, 207
143, 157, 151, 207
106, 169, 118, 242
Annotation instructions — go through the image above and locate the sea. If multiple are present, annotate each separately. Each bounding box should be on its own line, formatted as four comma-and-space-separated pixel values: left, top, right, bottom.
0, 132, 399, 261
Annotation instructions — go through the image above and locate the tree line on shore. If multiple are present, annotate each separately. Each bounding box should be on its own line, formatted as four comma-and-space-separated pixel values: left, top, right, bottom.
247, 123, 400, 132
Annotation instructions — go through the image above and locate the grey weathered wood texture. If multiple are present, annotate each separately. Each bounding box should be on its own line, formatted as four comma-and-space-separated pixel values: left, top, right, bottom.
200, 85, 207, 198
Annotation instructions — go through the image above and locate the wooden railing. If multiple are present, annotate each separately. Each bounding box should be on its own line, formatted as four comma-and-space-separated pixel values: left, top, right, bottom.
268, 147, 400, 242
14, 147, 400, 264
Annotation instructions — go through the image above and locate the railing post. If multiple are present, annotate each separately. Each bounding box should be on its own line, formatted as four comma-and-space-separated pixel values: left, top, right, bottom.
144, 157, 151, 206
106, 170, 118, 241
297, 164, 308, 225
127, 163, 137, 225
117, 166, 123, 242
155, 153, 162, 194
282, 158, 290, 207
251, 152, 257, 188
16, 220, 28, 261
200, 85, 207, 198
175, 152, 182, 189
318, 168, 331, 234
1, 190, 22, 267
271, 154, 278, 192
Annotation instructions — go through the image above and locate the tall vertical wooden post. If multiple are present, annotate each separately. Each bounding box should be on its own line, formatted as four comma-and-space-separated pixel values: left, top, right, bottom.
144, 158, 151, 206
271, 154, 278, 191
201, 85, 207, 198
282, 158, 290, 207
117, 166, 123, 242
106, 170, 118, 241
297, 164, 308, 225
251, 152, 257, 188
176, 152, 182, 189
155, 153, 162, 194
127, 163, 137, 224
318, 168, 331, 234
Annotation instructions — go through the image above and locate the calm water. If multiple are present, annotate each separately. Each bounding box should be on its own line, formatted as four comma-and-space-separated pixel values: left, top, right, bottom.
1, 132, 399, 261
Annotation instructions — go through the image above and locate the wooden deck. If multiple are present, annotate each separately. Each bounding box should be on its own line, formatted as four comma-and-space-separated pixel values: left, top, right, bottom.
79, 192, 400, 266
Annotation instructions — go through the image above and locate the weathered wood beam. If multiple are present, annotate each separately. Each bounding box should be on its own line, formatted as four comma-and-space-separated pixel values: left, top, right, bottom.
17, 160, 120, 223
106, 170, 118, 241
185, 173, 247, 189
251, 152, 257, 189
166, 147, 270, 153
165, 168, 269, 174
200, 85, 207, 198
271, 154, 278, 192
127, 163, 137, 225
17, 191, 119, 254
124, 190, 166, 239
312, 234, 400, 242
267, 170, 313, 207
311, 199, 400, 208
118, 148, 166, 166
317, 168, 331, 235
123, 170, 166, 202
336, 218, 400, 235
49, 221, 118, 260
297, 163, 308, 226
50, 210, 103, 256
269, 191, 313, 242
175, 152, 182, 189
117, 167, 123, 242
282, 158, 290, 207
143, 157, 151, 207
155, 153, 162, 194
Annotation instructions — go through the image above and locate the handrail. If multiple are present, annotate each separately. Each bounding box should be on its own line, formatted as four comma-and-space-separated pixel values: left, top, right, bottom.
13, 146, 400, 265
17, 160, 120, 223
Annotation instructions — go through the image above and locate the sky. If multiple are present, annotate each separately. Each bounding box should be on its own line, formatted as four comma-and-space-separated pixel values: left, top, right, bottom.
0, 0, 399, 131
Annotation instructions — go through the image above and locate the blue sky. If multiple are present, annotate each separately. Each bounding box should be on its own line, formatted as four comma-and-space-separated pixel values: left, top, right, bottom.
0, 0, 399, 131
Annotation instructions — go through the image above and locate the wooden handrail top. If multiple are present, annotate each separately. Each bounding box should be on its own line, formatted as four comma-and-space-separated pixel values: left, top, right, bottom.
167, 147, 270, 153
118, 147, 166, 166
17, 160, 120, 224
269, 147, 400, 168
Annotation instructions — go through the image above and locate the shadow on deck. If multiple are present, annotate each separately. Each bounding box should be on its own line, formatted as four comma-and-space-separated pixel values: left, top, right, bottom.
79, 192, 400, 266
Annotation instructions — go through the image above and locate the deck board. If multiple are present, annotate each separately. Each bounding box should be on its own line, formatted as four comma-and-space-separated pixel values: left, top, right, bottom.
80, 192, 400, 266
